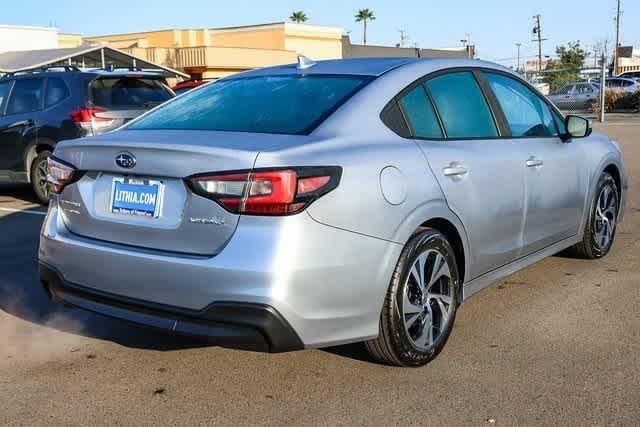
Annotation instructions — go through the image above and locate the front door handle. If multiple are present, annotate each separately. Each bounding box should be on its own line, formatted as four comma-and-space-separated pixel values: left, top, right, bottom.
526, 157, 544, 168
7, 119, 34, 129
443, 164, 468, 177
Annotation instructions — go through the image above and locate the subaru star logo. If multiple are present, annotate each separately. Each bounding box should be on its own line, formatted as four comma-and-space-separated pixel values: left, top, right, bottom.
115, 152, 136, 169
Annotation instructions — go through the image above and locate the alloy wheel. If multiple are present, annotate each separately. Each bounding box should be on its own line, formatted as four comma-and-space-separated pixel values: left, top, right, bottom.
593, 184, 617, 250
400, 249, 454, 350
37, 158, 49, 200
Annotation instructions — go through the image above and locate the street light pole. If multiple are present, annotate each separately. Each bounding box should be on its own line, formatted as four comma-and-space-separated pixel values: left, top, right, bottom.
516, 43, 522, 73
600, 54, 606, 123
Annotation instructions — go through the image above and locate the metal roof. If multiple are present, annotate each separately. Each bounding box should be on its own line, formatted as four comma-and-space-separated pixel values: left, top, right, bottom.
0, 45, 188, 78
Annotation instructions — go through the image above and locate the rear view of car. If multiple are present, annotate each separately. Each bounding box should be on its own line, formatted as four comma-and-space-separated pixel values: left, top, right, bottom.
0, 69, 174, 204
77, 73, 175, 135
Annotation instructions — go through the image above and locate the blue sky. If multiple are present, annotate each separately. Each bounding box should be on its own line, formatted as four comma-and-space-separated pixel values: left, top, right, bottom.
3, 0, 638, 67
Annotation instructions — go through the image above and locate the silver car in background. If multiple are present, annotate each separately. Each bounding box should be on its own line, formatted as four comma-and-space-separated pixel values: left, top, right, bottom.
548, 82, 599, 111
39, 58, 627, 366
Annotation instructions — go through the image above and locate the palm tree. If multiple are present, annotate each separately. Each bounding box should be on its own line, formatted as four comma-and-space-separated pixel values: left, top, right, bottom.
289, 11, 308, 23
355, 9, 376, 45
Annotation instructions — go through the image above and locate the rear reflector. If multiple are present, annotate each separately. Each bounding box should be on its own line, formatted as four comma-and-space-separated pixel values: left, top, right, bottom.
187, 167, 341, 216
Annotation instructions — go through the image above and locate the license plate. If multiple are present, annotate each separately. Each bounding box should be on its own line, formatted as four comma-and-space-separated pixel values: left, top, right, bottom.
110, 178, 164, 218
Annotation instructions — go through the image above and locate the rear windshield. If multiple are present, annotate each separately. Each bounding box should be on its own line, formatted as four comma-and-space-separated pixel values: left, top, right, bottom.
128, 75, 370, 135
90, 77, 173, 109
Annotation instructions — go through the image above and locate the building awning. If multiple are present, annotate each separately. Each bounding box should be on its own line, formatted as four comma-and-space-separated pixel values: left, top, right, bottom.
0, 45, 189, 78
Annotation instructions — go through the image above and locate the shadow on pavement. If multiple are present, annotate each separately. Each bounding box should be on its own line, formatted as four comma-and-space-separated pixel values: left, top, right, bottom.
0, 183, 40, 205
0, 206, 212, 352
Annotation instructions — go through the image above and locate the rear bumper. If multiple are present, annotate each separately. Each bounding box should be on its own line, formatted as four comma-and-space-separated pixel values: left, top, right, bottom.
39, 200, 401, 348
39, 262, 303, 352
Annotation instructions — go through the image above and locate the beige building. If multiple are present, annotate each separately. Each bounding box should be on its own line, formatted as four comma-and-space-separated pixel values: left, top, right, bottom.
84, 22, 469, 80
84, 23, 343, 79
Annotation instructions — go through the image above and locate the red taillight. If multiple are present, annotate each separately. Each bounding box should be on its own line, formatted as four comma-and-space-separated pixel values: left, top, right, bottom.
188, 167, 341, 216
70, 107, 111, 124
47, 156, 79, 194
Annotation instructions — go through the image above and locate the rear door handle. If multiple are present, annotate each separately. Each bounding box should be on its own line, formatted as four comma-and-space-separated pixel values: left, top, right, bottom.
7, 119, 34, 129
443, 164, 468, 177
526, 157, 544, 168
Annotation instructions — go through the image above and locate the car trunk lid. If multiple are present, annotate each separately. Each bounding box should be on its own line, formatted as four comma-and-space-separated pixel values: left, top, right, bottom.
51, 130, 289, 256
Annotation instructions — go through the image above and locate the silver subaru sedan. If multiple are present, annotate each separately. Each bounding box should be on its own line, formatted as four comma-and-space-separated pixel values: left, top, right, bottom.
39, 57, 627, 367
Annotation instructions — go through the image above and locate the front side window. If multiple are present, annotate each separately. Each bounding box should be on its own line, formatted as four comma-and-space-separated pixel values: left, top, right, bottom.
45, 78, 70, 107
484, 72, 556, 137
399, 85, 442, 139
425, 72, 498, 138
129, 75, 370, 135
555, 84, 574, 95
575, 84, 593, 94
6, 79, 43, 115
0, 81, 10, 114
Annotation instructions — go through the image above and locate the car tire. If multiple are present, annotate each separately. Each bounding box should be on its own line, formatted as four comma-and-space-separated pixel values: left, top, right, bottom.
365, 228, 460, 367
30, 150, 51, 205
566, 172, 619, 259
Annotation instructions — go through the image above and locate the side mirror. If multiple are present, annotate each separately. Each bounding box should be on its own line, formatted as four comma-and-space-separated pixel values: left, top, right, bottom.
562, 115, 592, 141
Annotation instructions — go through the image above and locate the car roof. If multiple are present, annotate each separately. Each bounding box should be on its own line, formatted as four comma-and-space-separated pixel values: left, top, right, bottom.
227, 57, 421, 78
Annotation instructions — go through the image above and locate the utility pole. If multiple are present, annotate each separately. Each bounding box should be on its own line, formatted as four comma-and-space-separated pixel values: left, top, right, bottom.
398, 29, 409, 48
532, 15, 545, 73
516, 43, 522, 72
461, 34, 472, 58
613, 0, 622, 75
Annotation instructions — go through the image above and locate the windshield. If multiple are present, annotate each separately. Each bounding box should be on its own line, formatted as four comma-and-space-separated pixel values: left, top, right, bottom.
128, 75, 371, 135
91, 77, 174, 109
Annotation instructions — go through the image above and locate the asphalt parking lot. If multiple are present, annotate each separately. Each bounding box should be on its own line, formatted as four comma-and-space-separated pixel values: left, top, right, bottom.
0, 116, 638, 426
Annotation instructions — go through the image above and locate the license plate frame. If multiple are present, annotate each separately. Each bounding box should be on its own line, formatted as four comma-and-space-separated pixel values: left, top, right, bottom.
109, 177, 164, 218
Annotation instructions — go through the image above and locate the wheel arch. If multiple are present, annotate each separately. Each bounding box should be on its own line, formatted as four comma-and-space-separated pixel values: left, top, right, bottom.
392, 200, 470, 288
603, 163, 622, 206
24, 140, 55, 183
417, 218, 466, 290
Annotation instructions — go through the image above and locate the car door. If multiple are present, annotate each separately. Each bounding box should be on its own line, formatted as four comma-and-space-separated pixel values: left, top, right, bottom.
482, 71, 587, 254
0, 79, 16, 173
0, 78, 43, 174
573, 84, 594, 110
551, 84, 574, 110
399, 71, 526, 279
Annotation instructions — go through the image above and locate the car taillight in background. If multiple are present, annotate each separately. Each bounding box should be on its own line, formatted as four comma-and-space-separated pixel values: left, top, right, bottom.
70, 107, 113, 135
47, 156, 80, 194
187, 167, 342, 216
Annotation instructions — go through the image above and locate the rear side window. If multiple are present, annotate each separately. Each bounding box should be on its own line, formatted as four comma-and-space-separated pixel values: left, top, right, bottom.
0, 81, 10, 114
484, 72, 556, 137
425, 72, 498, 138
45, 78, 70, 107
399, 85, 442, 139
129, 75, 370, 135
91, 77, 173, 109
6, 79, 43, 115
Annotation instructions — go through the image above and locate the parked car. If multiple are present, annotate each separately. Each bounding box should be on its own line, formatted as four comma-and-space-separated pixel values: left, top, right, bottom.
548, 82, 599, 110
0, 69, 175, 204
604, 77, 640, 93
617, 71, 640, 80
171, 78, 214, 95
39, 58, 627, 367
